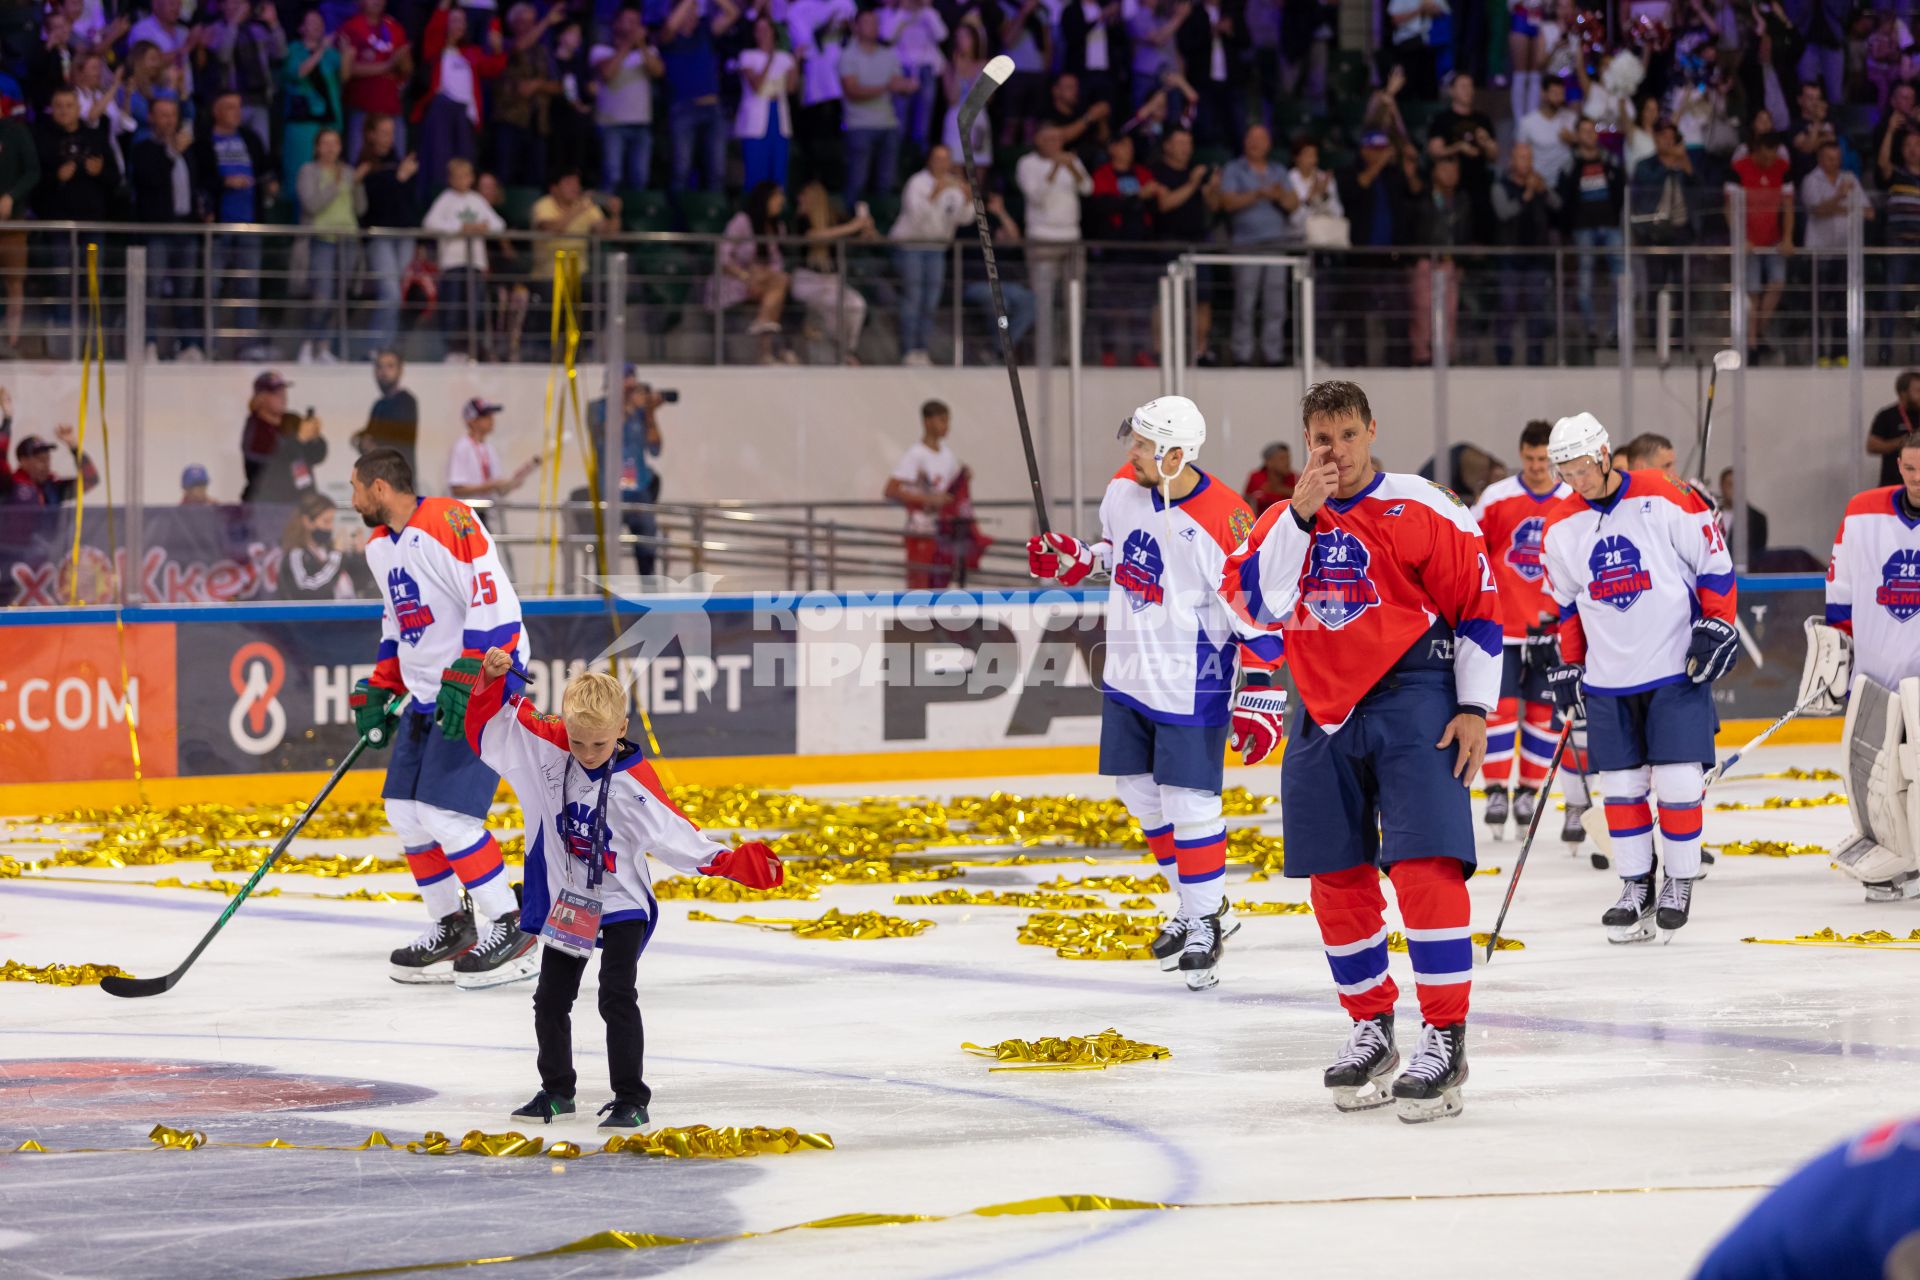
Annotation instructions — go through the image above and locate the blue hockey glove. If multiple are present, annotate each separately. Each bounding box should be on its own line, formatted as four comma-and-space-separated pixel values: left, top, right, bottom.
1686, 617, 1739, 684
1545, 660, 1585, 714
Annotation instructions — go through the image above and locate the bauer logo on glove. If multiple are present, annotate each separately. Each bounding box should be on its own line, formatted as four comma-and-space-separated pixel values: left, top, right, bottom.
1686, 617, 1740, 684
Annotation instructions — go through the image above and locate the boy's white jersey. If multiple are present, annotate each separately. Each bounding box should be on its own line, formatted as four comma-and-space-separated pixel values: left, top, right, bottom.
1095, 467, 1281, 726
363, 496, 529, 710
470, 684, 725, 930
1541, 469, 1737, 695
1826, 486, 1920, 687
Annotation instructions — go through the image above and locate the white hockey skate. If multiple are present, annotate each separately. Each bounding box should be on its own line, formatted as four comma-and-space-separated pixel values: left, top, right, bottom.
1601, 873, 1657, 944
1324, 1013, 1399, 1112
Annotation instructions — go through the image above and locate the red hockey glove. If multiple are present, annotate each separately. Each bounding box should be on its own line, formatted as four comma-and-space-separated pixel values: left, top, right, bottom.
700, 841, 784, 890
1026, 532, 1096, 586
1229, 684, 1288, 766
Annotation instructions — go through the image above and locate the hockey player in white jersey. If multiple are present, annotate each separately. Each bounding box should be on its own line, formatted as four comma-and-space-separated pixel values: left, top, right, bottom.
1026, 396, 1285, 989
348, 448, 536, 988
1811, 431, 1920, 902
1540, 413, 1738, 943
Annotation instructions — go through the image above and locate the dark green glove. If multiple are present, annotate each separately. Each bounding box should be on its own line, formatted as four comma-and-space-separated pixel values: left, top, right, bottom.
350, 679, 401, 749
435, 657, 485, 741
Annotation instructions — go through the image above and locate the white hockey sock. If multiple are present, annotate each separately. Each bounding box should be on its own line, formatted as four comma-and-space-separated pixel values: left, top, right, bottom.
467, 876, 520, 922
1597, 767, 1655, 878
1561, 767, 1591, 809
420, 876, 463, 919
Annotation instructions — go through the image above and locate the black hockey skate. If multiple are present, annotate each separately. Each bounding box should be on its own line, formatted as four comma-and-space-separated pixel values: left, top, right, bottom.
1482, 784, 1509, 837
1176, 901, 1239, 991
511, 1089, 577, 1123
1602, 872, 1657, 944
1512, 787, 1538, 828
1392, 1022, 1468, 1124
1324, 1013, 1399, 1112
597, 1100, 650, 1129
452, 917, 539, 990
1656, 875, 1694, 940
1150, 916, 1190, 972
389, 908, 476, 984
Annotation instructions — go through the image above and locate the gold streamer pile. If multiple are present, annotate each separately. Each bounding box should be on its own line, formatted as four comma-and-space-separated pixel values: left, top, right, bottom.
961, 1028, 1171, 1072
652, 875, 820, 902
1117, 897, 1157, 909
1714, 793, 1849, 811
686, 908, 934, 939
1750, 768, 1841, 781
1713, 840, 1832, 858
1016, 911, 1163, 960
0, 855, 24, 878
1742, 928, 1920, 950
1233, 900, 1313, 916
1386, 933, 1524, 952
1230, 829, 1287, 880
70, 1124, 833, 1161
1038, 872, 1170, 894
893, 888, 1107, 910
1, 960, 130, 985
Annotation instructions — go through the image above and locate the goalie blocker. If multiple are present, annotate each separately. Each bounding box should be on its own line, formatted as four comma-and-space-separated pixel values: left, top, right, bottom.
1832, 674, 1920, 902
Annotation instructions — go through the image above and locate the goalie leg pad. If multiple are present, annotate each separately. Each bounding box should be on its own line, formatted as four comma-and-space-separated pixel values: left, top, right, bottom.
1832, 675, 1918, 885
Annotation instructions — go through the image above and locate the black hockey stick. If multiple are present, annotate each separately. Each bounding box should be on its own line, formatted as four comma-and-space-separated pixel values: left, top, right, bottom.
101, 735, 372, 998
1481, 716, 1575, 964
957, 54, 1051, 533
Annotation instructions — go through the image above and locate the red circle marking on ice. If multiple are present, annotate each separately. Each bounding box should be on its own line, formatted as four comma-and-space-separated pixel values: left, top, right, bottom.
0, 1060, 386, 1125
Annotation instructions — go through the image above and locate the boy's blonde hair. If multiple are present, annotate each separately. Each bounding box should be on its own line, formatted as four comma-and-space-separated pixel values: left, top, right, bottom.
561, 671, 628, 731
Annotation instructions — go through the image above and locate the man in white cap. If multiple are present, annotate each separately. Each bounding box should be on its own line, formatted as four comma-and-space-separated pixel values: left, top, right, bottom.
1539, 411, 1738, 945
447, 397, 540, 503
1026, 394, 1284, 992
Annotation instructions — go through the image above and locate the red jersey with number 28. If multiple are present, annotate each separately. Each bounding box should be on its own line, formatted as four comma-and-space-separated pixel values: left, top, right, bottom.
1220, 471, 1505, 732
364, 496, 528, 710
1471, 474, 1571, 639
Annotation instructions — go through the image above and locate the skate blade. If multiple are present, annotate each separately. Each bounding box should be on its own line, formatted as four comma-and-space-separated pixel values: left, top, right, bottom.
1395, 1086, 1465, 1124
1155, 953, 1181, 972
1865, 877, 1920, 903
1182, 967, 1219, 991
389, 963, 457, 985
453, 954, 539, 990
1605, 921, 1657, 944
1329, 1062, 1400, 1113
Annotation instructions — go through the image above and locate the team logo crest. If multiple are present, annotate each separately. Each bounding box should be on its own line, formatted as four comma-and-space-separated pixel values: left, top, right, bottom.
1427, 482, 1467, 508
1876, 549, 1920, 622
559, 801, 619, 873
1228, 507, 1254, 545
387, 567, 436, 644
1113, 530, 1166, 612
1301, 529, 1380, 629
1506, 515, 1548, 582
1587, 535, 1652, 611
444, 505, 477, 540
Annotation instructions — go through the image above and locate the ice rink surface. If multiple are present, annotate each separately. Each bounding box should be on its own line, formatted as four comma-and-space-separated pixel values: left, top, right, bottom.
4, 742, 1916, 1279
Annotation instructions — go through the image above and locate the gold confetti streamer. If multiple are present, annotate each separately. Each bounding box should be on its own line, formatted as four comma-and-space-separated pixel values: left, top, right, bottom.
1, 960, 130, 986
1748, 768, 1841, 781
1386, 933, 1523, 952
1016, 911, 1164, 960
961, 1028, 1171, 1071
6, 1124, 835, 1161
892, 888, 1108, 910
1233, 900, 1313, 916
686, 908, 934, 939
1117, 897, 1158, 910
149, 1124, 206, 1149
1742, 928, 1920, 949
0, 856, 24, 878
1714, 793, 1849, 811
1037, 872, 1171, 895
1229, 829, 1286, 880
652, 874, 821, 903
153, 877, 284, 898
13, 1140, 45, 1152
1711, 840, 1831, 858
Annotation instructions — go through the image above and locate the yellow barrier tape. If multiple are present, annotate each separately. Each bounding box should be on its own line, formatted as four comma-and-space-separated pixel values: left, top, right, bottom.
0, 959, 130, 985
1016, 910, 1163, 960
961, 1028, 1171, 1071
1742, 928, 1920, 949
1714, 793, 1849, 810
686, 908, 935, 939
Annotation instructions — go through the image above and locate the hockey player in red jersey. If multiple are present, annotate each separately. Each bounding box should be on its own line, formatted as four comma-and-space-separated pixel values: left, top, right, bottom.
1470, 420, 1589, 841
1813, 432, 1920, 902
1539, 413, 1738, 944
1027, 396, 1284, 990
348, 448, 537, 989
1221, 381, 1500, 1123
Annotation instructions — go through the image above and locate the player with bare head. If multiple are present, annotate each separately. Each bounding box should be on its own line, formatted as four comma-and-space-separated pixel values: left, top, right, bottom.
1222, 380, 1501, 1123
1813, 432, 1920, 901
1027, 396, 1284, 990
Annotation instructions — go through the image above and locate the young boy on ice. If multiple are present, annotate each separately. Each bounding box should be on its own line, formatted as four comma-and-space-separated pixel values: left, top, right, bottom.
456, 646, 783, 1128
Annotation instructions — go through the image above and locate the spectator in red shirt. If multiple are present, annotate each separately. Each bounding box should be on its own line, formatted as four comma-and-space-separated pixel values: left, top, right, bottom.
11, 426, 98, 506
339, 0, 413, 161
1088, 132, 1162, 367
1725, 120, 1795, 359
1242, 441, 1296, 514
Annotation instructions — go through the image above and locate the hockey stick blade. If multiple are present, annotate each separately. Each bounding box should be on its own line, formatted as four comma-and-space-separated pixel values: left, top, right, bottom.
1482, 717, 1575, 964
956, 54, 1013, 134
101, 735, 372, 999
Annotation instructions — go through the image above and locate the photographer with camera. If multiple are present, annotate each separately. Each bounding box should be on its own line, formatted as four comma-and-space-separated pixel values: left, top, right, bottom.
587, 364, 674, 577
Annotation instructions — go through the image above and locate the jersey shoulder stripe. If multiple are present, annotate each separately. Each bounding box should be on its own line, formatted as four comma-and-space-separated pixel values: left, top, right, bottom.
1370, 471, 1482, 535
1180, 473, 1258, 552
1542, 490, 1591, 534
410, 496, 491, 563
624, 757, 698, 826
1844, 486, 1904, 521
513, 695, 571, 750
1627, 468, 1711, 515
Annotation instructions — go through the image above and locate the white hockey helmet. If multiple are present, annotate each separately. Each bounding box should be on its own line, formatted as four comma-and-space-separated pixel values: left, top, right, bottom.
1548, 412, 1611, 467
1120, 395, 1206, 466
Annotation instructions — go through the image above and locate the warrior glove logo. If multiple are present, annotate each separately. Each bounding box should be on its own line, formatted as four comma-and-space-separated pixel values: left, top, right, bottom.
388, 567, 436, 645
1113, 531, 1166, 612
1587, 535, 1652, 611
1506, 515, 1548, 582
1302, 529, 1379, 629
1876, 549, 1920, 622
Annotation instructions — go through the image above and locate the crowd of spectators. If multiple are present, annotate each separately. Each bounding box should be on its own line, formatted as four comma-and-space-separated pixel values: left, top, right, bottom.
0, 0, 1902, 365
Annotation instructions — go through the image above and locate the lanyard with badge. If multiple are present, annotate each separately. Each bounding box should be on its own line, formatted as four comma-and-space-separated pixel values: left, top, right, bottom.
539, 758, 612, 959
